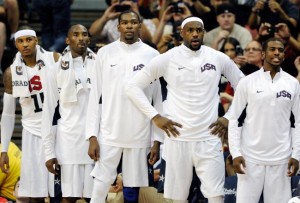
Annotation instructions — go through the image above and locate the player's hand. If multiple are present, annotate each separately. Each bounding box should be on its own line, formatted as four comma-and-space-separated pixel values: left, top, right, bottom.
45, 158, 59, 175
149, 141, 160, 165
287, 158, 299, 177
152, 114, 182, 137
88, 136, 100, 161
233, 156, 246, 174
209, 117, 228, 138
0, 152, 10, 174
111, 174, 123, 193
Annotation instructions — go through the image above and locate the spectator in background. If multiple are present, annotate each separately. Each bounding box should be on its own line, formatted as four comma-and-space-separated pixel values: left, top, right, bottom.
219, 37, 243, 112
32, 0, 72, 52
89, 0, 153, 45
156, 19, 183, 53
230, 0, 255, 26
204, 3, 252, 50
0, 142, 21, 202
248, 0, 299, 41
0, 0, 19, 41
152, 1, 191, 45
241, 40, 263, 72
195, 0, 230, 32
295, 55, 300, 82
248, 0, 299, 32
0, 22, 5, 75
220, 37, 244, 66
0, 0, 19, 74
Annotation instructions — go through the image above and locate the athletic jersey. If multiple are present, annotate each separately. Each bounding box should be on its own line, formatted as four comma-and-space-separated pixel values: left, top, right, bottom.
15, 52, 55, 136
126, 44, 244, 142
86, 39, 162, 148
0, 142, 21, 201
228, 68, 300, 165
43, 55, 95, 164
57, 57, 93, 164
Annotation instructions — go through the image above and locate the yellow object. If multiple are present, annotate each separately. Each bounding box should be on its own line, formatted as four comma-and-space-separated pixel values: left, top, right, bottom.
0, 142, 21, 201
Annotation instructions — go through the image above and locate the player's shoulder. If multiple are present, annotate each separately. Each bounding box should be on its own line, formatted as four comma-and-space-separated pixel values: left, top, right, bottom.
201, 45, 228, 58
96, 41, 118, 54
237, 69, 260, 86
281, 70, 298, 83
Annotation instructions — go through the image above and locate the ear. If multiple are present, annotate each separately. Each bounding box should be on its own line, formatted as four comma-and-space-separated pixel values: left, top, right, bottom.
180, 29, 184, 38
66, 37, 70, 45
117, 24, 120, 32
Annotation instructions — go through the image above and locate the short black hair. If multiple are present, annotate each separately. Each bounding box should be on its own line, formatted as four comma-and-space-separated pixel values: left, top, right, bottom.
118, 10, 141, 24
262, 37, 284, 52
17, 25, 34, 31
67, 24, 88, 37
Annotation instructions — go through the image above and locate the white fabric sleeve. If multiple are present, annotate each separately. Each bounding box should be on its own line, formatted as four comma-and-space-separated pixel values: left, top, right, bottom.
126, 54, 168, 120
0, 93, 16, 152
86, 52, 102, 140
228, 78, 248, 159
222, 57, 244, 120
221, 57, 244, 91
291, 84, 300, 161
41, 63, 59, 161
151, 79, 164, 143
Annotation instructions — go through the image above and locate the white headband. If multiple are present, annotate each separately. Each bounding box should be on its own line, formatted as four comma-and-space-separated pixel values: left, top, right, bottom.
15, 30, 36, 41
181, 17, 204, 29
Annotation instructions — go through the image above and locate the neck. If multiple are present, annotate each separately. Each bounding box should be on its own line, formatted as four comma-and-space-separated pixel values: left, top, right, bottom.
71, 50, 87, 61
263, 64, 280, 79
22, 54, 37, 68
120, 38, 139, 45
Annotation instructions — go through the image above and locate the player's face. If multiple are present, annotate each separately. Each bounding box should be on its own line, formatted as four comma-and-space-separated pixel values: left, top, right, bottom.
118, 12, 141, 44
15, 36, 38, 58
180, 22, 204, 51
66, 25, 90, 56
262, 40, 285, 69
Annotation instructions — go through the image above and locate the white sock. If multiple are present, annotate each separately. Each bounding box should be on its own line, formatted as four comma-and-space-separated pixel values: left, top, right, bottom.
208, 196, 224, 203
171, 200, 188, 203
90, 178, 111, 203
